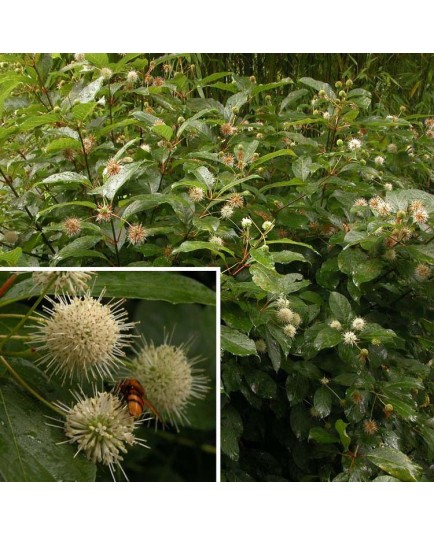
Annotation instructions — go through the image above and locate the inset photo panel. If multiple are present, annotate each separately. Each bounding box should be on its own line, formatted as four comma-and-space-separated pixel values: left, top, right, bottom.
0, 269, 218, 482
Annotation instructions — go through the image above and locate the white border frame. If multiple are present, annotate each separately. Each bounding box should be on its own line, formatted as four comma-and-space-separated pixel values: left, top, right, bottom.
0, 266, 220, 482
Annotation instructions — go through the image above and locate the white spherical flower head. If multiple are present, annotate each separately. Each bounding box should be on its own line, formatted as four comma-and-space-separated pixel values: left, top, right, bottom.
283, 324, 297, 338
220, 204, 234, 219
343, 331, 358, 346
241, 217, 253, 229
262, 220, 274, 232
131, 341, 209, 428
209, 235, 224, 247
32, 271, 95, 295
101, 67, 113, 80
375, 155, 385, 166
329, 320, 342, 331
126, 70, 139, 84
348, 138, 362, 151
351, 317, 366, 331
291, 312, 302, 327
276, 307, 294, 324
32, 292, 136, 382
55, 390, 147, 481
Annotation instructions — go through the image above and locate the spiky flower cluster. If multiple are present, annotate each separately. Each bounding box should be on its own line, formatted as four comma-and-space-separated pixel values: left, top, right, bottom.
348, 138, 362, 151
63, 217, 82, 237
369, 196, 391, 217
414, 263, 432, 281
351, 317, 366, 331
55, 390, 147, 481
188, 186, 205, 202
32, 292, 135, 382
220, 204, 234, 219
96, 201, 114, 223
104, 158, 122, 177
343, 331, 358, 346
131, 340, 209, 427
126, 70, 139, 84
220, 123, 237, 136
241, 217, 253, 229
127, 223, 149, 246
275, 298, 302, 339
32, 271, 94, 295
209, 235, 223, 247
408, 199, 429, 226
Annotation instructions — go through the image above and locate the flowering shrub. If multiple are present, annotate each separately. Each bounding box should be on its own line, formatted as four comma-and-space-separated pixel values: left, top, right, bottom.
0, 270, 216, 481
0, 54, 433, 481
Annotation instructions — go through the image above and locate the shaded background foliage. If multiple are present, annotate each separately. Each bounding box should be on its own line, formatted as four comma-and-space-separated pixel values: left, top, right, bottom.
149, 53, 434, 113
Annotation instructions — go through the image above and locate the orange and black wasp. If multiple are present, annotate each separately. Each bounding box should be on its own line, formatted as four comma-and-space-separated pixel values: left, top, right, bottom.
115, 378, 162, 422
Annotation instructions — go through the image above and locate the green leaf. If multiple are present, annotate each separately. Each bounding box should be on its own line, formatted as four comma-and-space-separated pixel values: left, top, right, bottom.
244, 370, 278, 399
72, 102, 96, 122
44, 138, 82, 153
313, 387, 332, 418
250, 77, 292, 97
221, 405, 243, 461
299, 77, 336, 98
18, 113, 59, 131
37, 171, 91, 188
0, 248, 22, 267
0, 76, 24, 115
250, 149, 296, 170
292, 155, 312, 181
360, 323, 397, 344
152, 123, 173, 141
74, 77, 103, 104
52, 236, 105, 265
0, 384, 96, 481
347, 88, 371, 109
335, 419, 351, 451
329, 291, 352, 323
366, 447, 422, 482
279, 89, 309, 111
85, 53, 109, 68
0, 271, 216, 308
172, 241, 234, 260
267, 238, 318, 253
221, 326, 257, 356
405, 243, 434, 264
37, 200, 97, 219
308, 427, 339, 444
271, 251, 307, 264
338, 248, 383, 286
250, 265, 309, 295
91, 272, 216, 305
290, 405, 313, 440
313, 327, 342, 350
250, 246, 275, 269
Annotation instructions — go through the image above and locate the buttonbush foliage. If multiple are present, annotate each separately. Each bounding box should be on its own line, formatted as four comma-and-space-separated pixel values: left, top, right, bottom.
0, 53, 433, 481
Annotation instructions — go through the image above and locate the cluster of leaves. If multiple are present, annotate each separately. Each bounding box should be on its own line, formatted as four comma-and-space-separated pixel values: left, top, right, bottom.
0, 53, 433, 481
0, 271, 216, 481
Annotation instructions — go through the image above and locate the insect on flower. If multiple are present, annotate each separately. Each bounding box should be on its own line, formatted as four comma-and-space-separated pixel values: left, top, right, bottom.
115, 378, 163, 422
